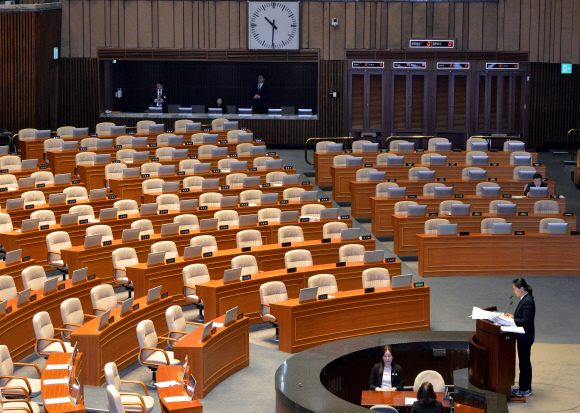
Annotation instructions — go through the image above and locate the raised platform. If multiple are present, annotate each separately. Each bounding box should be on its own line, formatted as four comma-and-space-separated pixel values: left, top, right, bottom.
100, 112, 317, 120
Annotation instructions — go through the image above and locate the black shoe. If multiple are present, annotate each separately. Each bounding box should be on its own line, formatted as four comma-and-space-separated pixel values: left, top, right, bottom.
512, 389, 532, 397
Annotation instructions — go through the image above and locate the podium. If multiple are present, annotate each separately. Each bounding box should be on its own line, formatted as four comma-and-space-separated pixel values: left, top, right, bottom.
468, 306, 516, 400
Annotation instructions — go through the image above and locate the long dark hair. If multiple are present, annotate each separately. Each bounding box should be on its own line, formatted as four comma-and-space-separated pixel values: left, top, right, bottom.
417, 382, 437, 405
378, 345, 394, 375
513, 278, 533, 297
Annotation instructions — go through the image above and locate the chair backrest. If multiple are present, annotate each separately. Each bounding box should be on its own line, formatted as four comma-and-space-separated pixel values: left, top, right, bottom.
190, 235, 218, 253
266, 172, 286, 185
106, 384, 125, 413
503, 139, 524, 151
489, 200, 514, 213
394, 201, 418, 215
183, 176, 204, 189
179, 159, 201, 173
80, 138, 99, 149
56, 126, 75, 137
0, 276, 17, 302
513, 165, 536, 180
226, 129, 243, 142
323, 221, 348, 239
0, 213, 13, 233
211, 118, 228, 130
141, 162, 160, 176
0, 155, 21, 171
509, 151, 531, 165
236, 143, 254, 156
408, 166, 430, 180
18, 128, 38, 140
199, 192, 223, 207
339, 244, 365, 262
32, 311, 54, 352
156, 194, 180, 210
105, 163, 128, 180
253, 156, 275, 169
115, 149, 136, 162
183, 264, 211, 296
481, 217, 507, 233
439, 200, 463, 214
301, 204, 325, 218
258, 208, 281, 222
240, 189, 262, 203
307, 274, 338, 295
466, 138, 487, 151
236, 229, 263, 248
60, 298, 85, 328
283, 187, 305, 201
215, 210, 239, 226
259, 282, 288, 317
356, 168, 379, 182
136, 319, 160, 362
333, 154, 353, 166
30, 209, 57, 226
217, 158, 234, 170
315, 140, 335, 153
115, 136, 133, 147
46, 231, 72, 254
277, 225, 304, 243
44, 138, 63, 153
539, 217, 565, 233
352, 140, 372, 152
63, 186, 89, 201
156, 133, 175, 146
75, 152, 96, 166
151, 241, 178, 259
462, 166, 484, 179
413, 370, 445, 392
425, 218, 451, 234
371, 182, 399, 198
370, 405, 399, 413
231, 255, 259, 275
155, 147, 175, 159
131, 219, 154, 236
31, 171, 55, 185
142, 178, 164, 194
362, 268, 391, 288
427, 137, 449, 151
465, 151, 487, 165
420, 153, 440, 164
284, 249, 313, 268
226, 173, 248, 187
174, 119, 190, 132
198, 144, 217, 158
165, 305, 187, 338
21, 265, 47, 291
111, 247, 139, 270
23, 190, 46, 205
104, 362, 122, 391
388, 139, 408, 151
174, 214, 200, 231
114, 199, 139, 215
534, 200, 559, 214
136, 120, 155, 134
475, 181, 499, 195
0, 174, 18, 189
69, 204, 95, 220
90, 284, 118, 313
375, 153, 397, 165
423, 183, 445, 196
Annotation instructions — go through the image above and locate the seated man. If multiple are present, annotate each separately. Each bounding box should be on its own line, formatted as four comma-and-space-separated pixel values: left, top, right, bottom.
524, 173, 547, 196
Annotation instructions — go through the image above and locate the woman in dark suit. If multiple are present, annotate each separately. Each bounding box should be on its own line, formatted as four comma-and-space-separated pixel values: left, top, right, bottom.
505, 278, 536, 397
411, 382, 444, 413
208, 97, 227, 114
368, 345, 404, 391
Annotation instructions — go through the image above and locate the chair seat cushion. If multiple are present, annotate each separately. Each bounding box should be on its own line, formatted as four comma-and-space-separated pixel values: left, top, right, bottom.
115, 276, 133, 286
4, 377, 42, 397
50, 260, 66, 268
43, 341, 74, 354
186, 295, 203, 305
143, 350, 181, 365
262, 313, 277, 322
5, 401, 40, 413
120, 394, 156, 412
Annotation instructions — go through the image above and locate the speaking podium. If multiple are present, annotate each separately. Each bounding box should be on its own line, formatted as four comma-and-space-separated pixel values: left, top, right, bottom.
468, 306, 516, 400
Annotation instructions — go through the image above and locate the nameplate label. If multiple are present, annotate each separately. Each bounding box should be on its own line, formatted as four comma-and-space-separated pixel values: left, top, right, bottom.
240, 202, 249, 207
472, 212, 482, 216
228, 153, 237, 157
454, 194, 464, 198
437, 177, 446, 182
280, 200, 288, 204
190, 155, 198, 159
40, 165, 48, 169
88, 274, 96, 280
259, 221, 268, 226
518, 212, 528, 216
365, 287, 375, 293
113, 160, 121, 163
166, 258, 175, 264
114, 145, 122, 149
185, 142, 193, 146
301, 181, 310, 185
22, 256, 31, 262
490, 162, 499, 166
58, 283, 66, 291
0, 188, 6, 192
128, 132, 135, 135
161, 292, 169, 299
203, 252, 213, 257
407, 195, 417, 199
178, 229, 190, 235
72, 180, 81, 184
571, 231, 580, 235
103, 240, 112, 246
502, 194, 512, 198
219, 225, 229, 230
282, 242, 292, 247
318, 294, 328, 300
79, 219, 88, 224
261, 183, 270, 187
460, 231, 470, 236
219, 140, 227, 144
177, 172, 185, 176
336, 262, 346, 267
181, 188, 190, 193
133, 304, 140, 311
319, 197, 329, 202
29, 294, 37, 302
564, 212, 574, 216
90, 133, 98, 137
533, 163, 541, 167
268, 152, 276, 155
210, 326, 217, 334
405, 162, 414, 167
249, 167, 258, 171
159, 210, 168, 214
385, 258, 396, 263
488, 177, 497, 181
141, 174, 150, 178
321, 238, 331, 243
300, 218, 309, 222
242, 274, 252, 281
237, 312, 244, 320
284, 166, 293, 170
40, 225, 50, 230
5, 306, 12, 314
362, 235, 372, 240
119, 214, 128, 219
79, 147, 87, 151
287, 267, 297, 273
448, 162, 457, 166
199, 206, 208, 210
0, 169, 9, 173
241, 247, 251, 252
255, 139, 263, 142
36, 184, 46, 189
107, 195, 117, 199
515, 231, 525, 235
221, 185, 230, 189
429, 212, 438, 217
414, 282, 425, 288
416, 149, 425, 153
149, 143, 157, 147
212, 169, 220, 173
68, 200, 77, 204
140, 235, 150, 240
388, 178, 397, 183
340, 215, 350, 219
364, 163, 373, 167
490, 148, 498, 152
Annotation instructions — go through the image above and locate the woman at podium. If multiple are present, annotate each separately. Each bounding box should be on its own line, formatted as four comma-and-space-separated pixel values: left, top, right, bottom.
505, 278, 536, 397
411, 382, 444, 413
368, 345, 404, 391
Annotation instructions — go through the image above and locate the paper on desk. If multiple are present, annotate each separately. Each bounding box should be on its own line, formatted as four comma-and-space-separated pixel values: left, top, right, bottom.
249, 203, 258, 206
163, 396, 190, 403
44, 397, 71, 405
212, 322, 224, 328
45, 364, 70, 370
273, 184, 282, 187
501, 326, 525, 334
299, 216, 318, 221
470, 307, 514, 327
43, 379, 69, 385
405, 398, 417, 405
154, 380, 180, 388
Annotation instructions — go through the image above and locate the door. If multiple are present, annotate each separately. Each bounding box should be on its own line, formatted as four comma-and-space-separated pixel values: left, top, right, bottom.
433, 71, 470, 134
391, 71, 428, 135
348, 70, 385, 134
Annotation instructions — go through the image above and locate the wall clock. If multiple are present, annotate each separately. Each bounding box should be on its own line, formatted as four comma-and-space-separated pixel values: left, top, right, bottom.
249, 2, 300, 50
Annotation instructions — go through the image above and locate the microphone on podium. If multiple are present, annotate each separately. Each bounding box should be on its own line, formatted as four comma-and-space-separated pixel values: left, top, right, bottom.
492, 294, 514, 325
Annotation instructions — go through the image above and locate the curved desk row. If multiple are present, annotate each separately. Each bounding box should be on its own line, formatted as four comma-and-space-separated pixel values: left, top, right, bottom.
0, 258, 38, 291
0, 180, 85, 208
41, 352, 85, 413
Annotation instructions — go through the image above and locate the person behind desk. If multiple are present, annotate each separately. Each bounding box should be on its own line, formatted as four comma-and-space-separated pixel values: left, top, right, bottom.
505, 278, 536, 397
251, 74, 270, 114
153, 80, 167, 111
208, 97, 227, 114
411, 382, 444, 413
523, 173, 547, 196
368, 345, 404, 391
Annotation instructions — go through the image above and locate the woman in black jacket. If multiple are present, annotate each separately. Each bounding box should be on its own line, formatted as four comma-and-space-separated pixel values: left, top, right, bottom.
368, 345, 404, 391
411, 382, 444, 413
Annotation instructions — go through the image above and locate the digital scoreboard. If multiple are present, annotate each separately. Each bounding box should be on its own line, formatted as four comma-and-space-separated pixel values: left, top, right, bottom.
409, 39, 455, 49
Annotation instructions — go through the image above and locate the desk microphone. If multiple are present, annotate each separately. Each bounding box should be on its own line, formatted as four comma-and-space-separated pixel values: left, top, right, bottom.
493, 295, 514, 325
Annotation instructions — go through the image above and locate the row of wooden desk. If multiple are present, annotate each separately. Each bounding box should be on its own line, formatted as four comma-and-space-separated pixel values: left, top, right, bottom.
361, 391, 482, 413
42, 353, 85, 413
0, 165, 53, 179
0, 181, 85, 207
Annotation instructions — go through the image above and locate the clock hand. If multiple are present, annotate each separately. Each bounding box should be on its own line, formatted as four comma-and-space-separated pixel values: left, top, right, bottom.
264, 16, 274, 26
272, 20, 275, 48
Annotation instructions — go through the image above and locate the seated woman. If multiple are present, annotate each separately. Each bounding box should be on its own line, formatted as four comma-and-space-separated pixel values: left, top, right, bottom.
412, 382, 444, 413
368, 345, 404, 391
207, 97, 228, 114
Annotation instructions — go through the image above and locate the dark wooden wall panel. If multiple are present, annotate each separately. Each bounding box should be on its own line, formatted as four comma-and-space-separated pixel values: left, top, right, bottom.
58, 58, 100, 131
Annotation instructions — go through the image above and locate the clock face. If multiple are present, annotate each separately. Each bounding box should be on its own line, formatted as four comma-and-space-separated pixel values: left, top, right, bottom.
249, 2, 300, 50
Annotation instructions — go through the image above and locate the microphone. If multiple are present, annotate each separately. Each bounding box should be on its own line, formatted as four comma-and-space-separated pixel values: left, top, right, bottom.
492, 294, 514, 325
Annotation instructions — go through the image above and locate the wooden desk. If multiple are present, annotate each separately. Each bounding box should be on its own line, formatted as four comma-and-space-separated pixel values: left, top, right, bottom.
0, 277, 98, 362
360, 391, 482, 413
349, 179, 556, 218
156, 365, 203, 413
0, 181, 85, 209
270, 285, 429, 353
371, 195, 567, 237
0, 258, 37, 290
41, 353, 85, 413
0, 166, 53, 179
70, 295, 172, 386
332, 164, 547, 205
417, 233, 580, 276
197, 260, 402, 325
395, 212, 576, 256
18, 136, 85, 162
172, 314, 249, 399
126, 237, 376, 302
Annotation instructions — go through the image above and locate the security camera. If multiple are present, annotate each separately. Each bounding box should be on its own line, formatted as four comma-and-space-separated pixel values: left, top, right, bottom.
331, 18, 338, 27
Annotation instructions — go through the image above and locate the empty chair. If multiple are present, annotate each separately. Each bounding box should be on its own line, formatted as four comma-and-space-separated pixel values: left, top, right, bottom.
211, 118, 228, 130
179, 159, 201, 173
503, 139, 524, 151
156, 194, 180, 211
259, 281, 288, 339
277, 226, 304, 243
284, 249, 313, 268
106, 385, 139, 413
375, 182, 400, 197
236, 229, 263, 248
31, 171, 54, 185
301, 204, 325, 218
420, 153, 440, 164
190, 235, 218, 253
308, 274, 338, 295
283, 187, 304, 201
339, 244, 365, 262
60, 298, 95, 339
115, 135, 133, 147
489, 200, 514, 213
376, 153, 397, 165
413, 370, 445, 392
87, 224, 114, 242
21, 266, 47, 291
114, 199, 139, 215
408, 167, 430, 180
91, 284, 122, 316
423, 183, 446, 196
104, 362, 155, 412
75, 152, 96, 167
22, 191, 46, 206
539, 217, 566, 233
17, 128, 38, 141
0, 174, 18, 190
333, 154, 353, 166
534, 200, 559, 214
240, 189, 262, 204
356, 168, 378, 182
155, 147, 174, 160
481, 218, 507, 233
45, 231, 71, 273
136, 120, 155, 133
56, 126, 75, 137
111, 248, 137, 295
96, 122, 116, 136
115, 149, 136, 162
0, 214, 13, 233
513, 166, 536, 180
217, 158, 234, 170
466, 137, 487, 151
226, 173, 247, 188
462, 166, 485, 179
425, 218, 451, 234
214, 210, 239, 226
30, 210, 56, 226
352, 140, 372, 152
33, 311, 73, 357
394, 201, 418, 215
182, 264, 210, 321
0, 276, 17, 302
465, 151, 488, 165
151, 241, 178, 260
174, 214, 199, 232
199, 192, 222, 207
44, 138, 63, 159
141, 163, 160, 177
226, 129, 244, 143
131, 219, 154, 236
323, 221, 347, 239
142, 178, 164, 194
69, 205, 95, 220
362, 268, 391, 288
315, 140, 335, 153
0, 344, 42, 397
236, 143, 254, 156
63, 186, 89, 201
510, 151, 531, 165
164, 305, 200, 346
198, 144, 217, 158
388, 139, 409, 151
156, 133, 175, 146
191, 133, 205, 144
266, 172, 287, 185
136, 320, 181, 382
258, 208, 281, 222
80, 138, 99, 149
174, 120, 190, 132
253, 156, 275, 169
439, 200, 463, 214
370, 406, 398, 413
183, 176, 204, 190
427, 137, 449, 151
105, 163, 128, 183
0, 155, 21, 171
475, 181, 499, 195
231, 255, 259, 276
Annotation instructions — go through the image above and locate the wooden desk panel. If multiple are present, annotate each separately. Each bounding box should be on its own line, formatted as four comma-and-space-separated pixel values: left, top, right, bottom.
361, 391, 450, 408
349, 179, 556, 218
156, 365, 203, 413
0, 181, 85, 209
394, 213, 576, 256
196, 260, 402, 325
0, 167, 53, 180
270, 286, 430, 353
417, 233, 580, 277
0, 258, 38, 291
19, 137, 85, 162
173, 314, 249, 399
314, 152, 380, 187
71, 296, 172, 386
41, 353, 85, 413
371, 195, 567, 237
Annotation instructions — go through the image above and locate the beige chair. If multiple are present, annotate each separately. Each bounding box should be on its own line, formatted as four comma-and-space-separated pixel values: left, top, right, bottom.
439, 200, 463, 214
114, 200, 139, 215
115, 135, 133, 148
240, 189, 262, 204
75, 152, 96, 168
259, 281, 288, 340
0, 156, 21, 171
217, 158, 234, 171
45, 231, 71, 273
423, 183, 446, 196
179, 159, 201, 173
21, 266, 47, 292
362, 268, 391, 288
31, 171, 54, 185
236, 143, 254, 156
0, 214, 13, 233
236, 229, 263, 248
266, 172, 287, 185
151, 241, 178, 260
60, 298, 96, 340
509, 151, 531, 165
425, 218, 450, 234
375, 153, 397, 165
191, 133, 206, 144
465, 151, 487, 165
155, 147, 174, 160
284, 249, 313, 269
182, 264, 210, 321
356, 168, 378, 182
408, 166, 430, 180
156, 134, 175, 146
173, 214, 199, 232
323, 221, 348, 239
164, 306, 201, 346
308, 274, 338, 295
22, 191, 46, 206
370, 405, 398, 413
198, 145, 217, 158
503, 139, 524, 151
427, 137, 449, 151
277, 226, 304, 243
0, 174, 18, 190
253, 156, 275, 170
283, 187, 304, 201
183, 176, 204, 190
141, 163, 160, 177
56, 126, 75, 137
475, 182, 499, 195
87, 224, 114, 242
0, 276, 17, 302
17, 128, 38, 141
339, 244, 365, 262
136, 320, 181, 383
301, 204, 325, 218
63, 186, 89, 201
211, 118, 228, 130
174, 120, 190, 132
43, 139, 63, 163
352, 140, 372, 153
104, 362, 155, 412
106, 384, 145, 413
226, 130, 244, 143
388, 139, 409, 151
90, 284, 122, 316
0, 344, 42, 398
489, 200, 514, 213
539, 217, 565, 233
462, 166, 485, 179
32, 311, 73, 357
199, 192, 222, 207
156, 194, 180, 211
136, 120, 155, 134
190, 235, 218, 253
481, 218, 507, 233
131, 220, 154, 236
111, 248, 138, 296
420, 153, 440, 164
374, 182, 400, 197
333, 154, 353, 166
413, 370, 445, 392
30, 210, 56, 226
534, 200, 559, 214
258, 208, 281, 222
231, 255, 259, 276
105, 163, 128, 183
226, 173, 247, 188
69, 205, 95, 220
466, 137, 487, 151
80, 138, 99, 149
116, 149, 136, 162
513, 166, 536, 180
394, 201, 418, 215
142, 178, 164, 194
315, 140, 335, 153
95, 122, 116, 136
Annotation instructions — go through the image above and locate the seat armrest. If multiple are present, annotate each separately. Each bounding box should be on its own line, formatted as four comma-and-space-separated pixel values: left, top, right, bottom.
36, 337, 66, 356
13, 362, 41, 378
139, 347, 170, 365
120, 380, 149, 396
0, 375, 32, 393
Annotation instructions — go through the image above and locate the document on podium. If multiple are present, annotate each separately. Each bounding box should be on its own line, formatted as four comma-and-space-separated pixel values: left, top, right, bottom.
470, 307, 516, 327
501, 325, 525, 334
